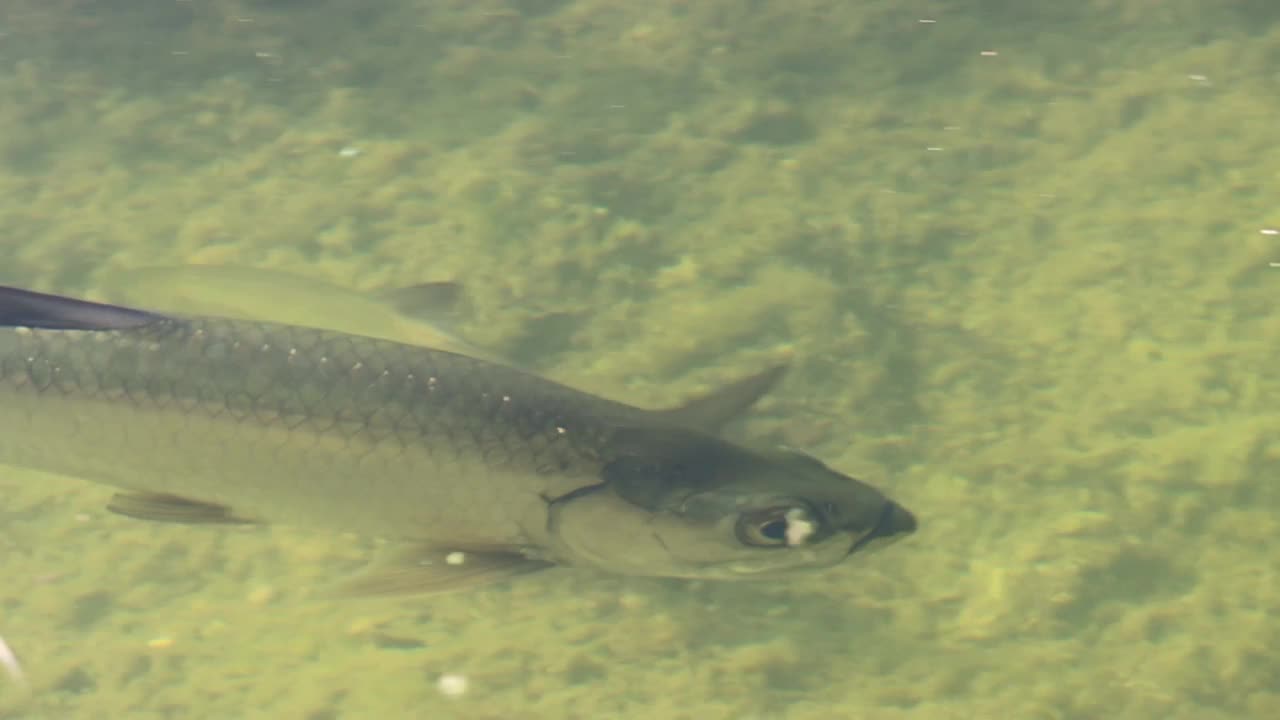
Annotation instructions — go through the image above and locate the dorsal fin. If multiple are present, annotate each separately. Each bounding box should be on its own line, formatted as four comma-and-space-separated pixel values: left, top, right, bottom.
0, 285, 162, 330
651, 363, 789, 433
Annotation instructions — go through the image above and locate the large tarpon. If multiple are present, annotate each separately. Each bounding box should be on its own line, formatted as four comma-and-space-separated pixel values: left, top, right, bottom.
0, 285, 914, 595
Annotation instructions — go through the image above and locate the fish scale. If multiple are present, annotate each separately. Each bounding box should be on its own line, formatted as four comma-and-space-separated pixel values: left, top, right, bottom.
0, 314, 617, 548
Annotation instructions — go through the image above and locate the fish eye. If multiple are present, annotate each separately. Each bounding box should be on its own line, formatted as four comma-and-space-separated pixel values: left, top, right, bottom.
736, 507, 817, 547
759, 518, 788, 541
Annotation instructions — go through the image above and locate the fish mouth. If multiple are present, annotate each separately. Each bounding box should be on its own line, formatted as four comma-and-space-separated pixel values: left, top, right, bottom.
849, 501, 916, 554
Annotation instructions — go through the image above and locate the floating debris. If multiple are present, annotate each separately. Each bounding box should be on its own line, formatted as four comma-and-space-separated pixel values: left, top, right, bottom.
146, 636, 175, 650
436, 673, 468, 698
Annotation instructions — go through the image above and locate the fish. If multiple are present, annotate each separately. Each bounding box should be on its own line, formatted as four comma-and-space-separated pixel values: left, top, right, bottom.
0, 285, 915, 595
92, 264, 489, 357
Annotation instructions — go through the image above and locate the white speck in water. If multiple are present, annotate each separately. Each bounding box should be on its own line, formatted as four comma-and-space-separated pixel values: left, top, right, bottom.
338, 146, 362, 158
445, 552, 466, 566
437, 673, 468, 697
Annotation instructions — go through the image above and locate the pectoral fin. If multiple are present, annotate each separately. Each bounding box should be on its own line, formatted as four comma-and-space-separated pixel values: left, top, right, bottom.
335, 544, 552, 597
107, 492, 258, 525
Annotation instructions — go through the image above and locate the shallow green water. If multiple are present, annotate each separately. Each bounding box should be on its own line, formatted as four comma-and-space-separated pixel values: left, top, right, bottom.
1, 1, 1279, 718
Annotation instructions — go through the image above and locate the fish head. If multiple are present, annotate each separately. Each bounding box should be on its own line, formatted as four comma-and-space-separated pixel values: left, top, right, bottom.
547, 428, 915, 580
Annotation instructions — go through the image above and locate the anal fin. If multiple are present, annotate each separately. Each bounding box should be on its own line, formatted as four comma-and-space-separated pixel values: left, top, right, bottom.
107, 492, 258, 525
335, 544, 551, 597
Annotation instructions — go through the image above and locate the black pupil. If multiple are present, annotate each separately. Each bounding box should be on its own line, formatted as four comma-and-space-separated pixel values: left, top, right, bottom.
760, 518, 788, 541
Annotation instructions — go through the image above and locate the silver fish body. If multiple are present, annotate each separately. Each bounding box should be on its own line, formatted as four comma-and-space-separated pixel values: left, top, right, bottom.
0, 286, 915, 592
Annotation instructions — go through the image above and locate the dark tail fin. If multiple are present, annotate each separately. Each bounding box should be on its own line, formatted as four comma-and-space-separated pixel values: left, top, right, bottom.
0, 285, 162, 330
